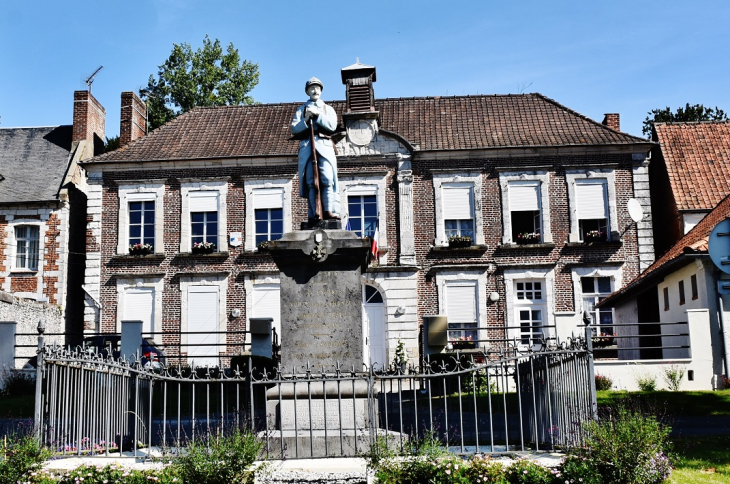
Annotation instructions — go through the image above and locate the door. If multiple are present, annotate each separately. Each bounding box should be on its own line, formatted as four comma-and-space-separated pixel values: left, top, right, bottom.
187, 286, 219, 367
362, 284, 386, 369
124, 287, 155, 336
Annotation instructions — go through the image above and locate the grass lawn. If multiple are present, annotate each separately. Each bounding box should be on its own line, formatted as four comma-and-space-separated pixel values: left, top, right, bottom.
669, 436, 730, 483
597, 389, 730, 417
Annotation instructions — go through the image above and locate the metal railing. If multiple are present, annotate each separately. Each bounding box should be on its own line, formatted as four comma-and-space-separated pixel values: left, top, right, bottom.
33, 330, 596, 459
586, 321, 690, 360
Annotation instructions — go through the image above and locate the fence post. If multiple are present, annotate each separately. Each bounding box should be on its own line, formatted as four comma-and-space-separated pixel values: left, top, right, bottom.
0, 321, 16, 372
584, 324, 598, 420
34, 319, 45, 440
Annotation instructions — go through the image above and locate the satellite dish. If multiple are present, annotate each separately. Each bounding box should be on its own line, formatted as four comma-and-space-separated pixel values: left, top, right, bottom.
709, 219, 730, 275
627, 198, 644, 223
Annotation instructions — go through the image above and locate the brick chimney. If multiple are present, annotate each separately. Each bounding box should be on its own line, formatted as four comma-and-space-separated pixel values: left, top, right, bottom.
73, 91, 106, 156
120, 91, 147, 146
602, 113, 620, 132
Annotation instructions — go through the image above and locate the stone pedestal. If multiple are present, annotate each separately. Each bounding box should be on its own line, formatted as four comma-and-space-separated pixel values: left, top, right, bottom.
268, 228, 370, 372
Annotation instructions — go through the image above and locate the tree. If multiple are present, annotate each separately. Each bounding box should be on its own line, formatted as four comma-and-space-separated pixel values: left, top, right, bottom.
642, 103, 728, 138
140, 35, 259, 131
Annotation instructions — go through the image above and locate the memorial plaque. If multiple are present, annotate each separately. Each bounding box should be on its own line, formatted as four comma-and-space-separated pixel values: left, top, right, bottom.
268, 229, 370, 373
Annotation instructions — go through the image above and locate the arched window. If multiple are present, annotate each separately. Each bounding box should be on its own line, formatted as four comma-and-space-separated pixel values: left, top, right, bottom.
363, 284, 383, 303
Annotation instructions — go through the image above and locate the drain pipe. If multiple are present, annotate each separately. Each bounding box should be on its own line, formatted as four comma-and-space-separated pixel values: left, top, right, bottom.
717, 295, 730, 378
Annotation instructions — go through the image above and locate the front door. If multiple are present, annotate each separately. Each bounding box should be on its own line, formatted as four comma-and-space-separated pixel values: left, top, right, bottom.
362, 284, 386, 369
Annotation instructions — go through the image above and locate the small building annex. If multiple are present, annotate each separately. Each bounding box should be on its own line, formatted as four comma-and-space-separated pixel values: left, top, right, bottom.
80, 63, 655, 366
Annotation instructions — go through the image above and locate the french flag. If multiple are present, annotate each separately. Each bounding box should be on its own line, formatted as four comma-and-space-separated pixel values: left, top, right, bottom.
370, 221, 379, 259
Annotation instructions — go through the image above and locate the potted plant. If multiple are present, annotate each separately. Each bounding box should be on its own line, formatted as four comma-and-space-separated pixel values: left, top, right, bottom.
257, 240, 270, 252
451, 335, 476, 350
393, 339, 407, 373
516, 232, 540, 245
192, 241, 216, 254
592, 333, 616, 348
584, 230, 606, 243
129, 243, 153, 256
448, 235, 472, 248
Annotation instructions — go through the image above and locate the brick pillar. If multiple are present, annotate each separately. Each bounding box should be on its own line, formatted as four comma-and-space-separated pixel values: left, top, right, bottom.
602, 113, 620, 132
120, 91, 147, 146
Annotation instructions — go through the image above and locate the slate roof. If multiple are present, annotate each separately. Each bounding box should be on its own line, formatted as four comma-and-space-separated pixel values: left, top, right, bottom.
655, 121, 730, 212
0, 126, 73, 203
89, 93, 649, 164
599, 192, 730, 307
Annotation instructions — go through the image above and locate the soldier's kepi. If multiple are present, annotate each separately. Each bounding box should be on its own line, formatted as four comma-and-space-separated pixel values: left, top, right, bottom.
291, 77, 340, 223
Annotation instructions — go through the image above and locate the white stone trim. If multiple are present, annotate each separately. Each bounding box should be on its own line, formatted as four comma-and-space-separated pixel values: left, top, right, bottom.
179, 274, 228, 352
339, 174, 387, 262
498, 171, 552, 244
180, 180, 228, 253
433, 172, 484, 246
117, 183, 165, 255
1, 214, 48, 301
565, 169, 618, 242
115, 275, 164, 335
570, 265, 623, 316
243, 179, 293, 252
84, 180, 103, 331
435, 269, 488, 345
632, 160, 655, 271
504, 267, 556, 342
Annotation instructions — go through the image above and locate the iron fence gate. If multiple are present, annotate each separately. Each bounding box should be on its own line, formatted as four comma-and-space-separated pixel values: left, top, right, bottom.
35, 337, 596, 459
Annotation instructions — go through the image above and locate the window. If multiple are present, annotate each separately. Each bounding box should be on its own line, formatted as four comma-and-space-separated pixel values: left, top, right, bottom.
515, 280, 545, 344
188, 191, 219, 249
663, 287, 669, 311
348, 195, 377, 238
129, 201, 155, 248
575, 180, 609, 241
581, 276, 614, 335
15, 226, 39, 270
255, 208, 283, 245
244, 181, 291, 251
679, 280, 686, 305
443, 184, 474, 240
509, 181, 542, 242
445, 281, 478, 346
180, 180, 228, 254
691, 274, 698, 300
117, 183, 165, 255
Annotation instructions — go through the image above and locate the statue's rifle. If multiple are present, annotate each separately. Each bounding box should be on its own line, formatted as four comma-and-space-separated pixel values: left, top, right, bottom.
309, 118, 323, 220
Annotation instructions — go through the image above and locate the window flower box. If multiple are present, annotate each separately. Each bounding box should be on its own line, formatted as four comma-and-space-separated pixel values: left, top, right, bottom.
450, 336, 476, 350
592, 333, 616, 348
516, 232, 541, 245
192, 242, 216, 254
583, 230, 607, 244
257, 241, 270, 252
448, 235, 472, 248
129, 243, 153, 256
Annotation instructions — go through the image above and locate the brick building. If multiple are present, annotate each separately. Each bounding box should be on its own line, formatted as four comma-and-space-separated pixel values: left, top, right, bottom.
0, 90, 103, 336
80, 63, 655, 365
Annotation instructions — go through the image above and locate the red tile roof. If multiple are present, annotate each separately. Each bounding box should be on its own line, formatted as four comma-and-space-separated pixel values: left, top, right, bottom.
655, 121, 730, 211
88, 93, 648, 164
600, 192, 730, 306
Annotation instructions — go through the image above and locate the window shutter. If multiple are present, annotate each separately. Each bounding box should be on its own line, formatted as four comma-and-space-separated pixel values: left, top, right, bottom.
124, 288, 155, 334
255, 188, 284, 209
253, 284, 281, 335
443, 186, 473, 220
189, 191, 218, 212
446, 283, 477, 323
509, 182, 540, 211
187, 286, 219, 364
576, 181, 607, 219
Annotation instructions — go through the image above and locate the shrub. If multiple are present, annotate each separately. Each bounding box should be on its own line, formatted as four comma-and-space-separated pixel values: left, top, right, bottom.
662, 364, 686, 392
595, 373, 613, 391
168, 427, 264, 484
636, 372, 658, 392
55, 464, 179, 483
504, 458, 554, 483
464, 455, 508, 483
559, 454, 602, 484
569, 404, 672, 484
0, 433, 51, 484
0, 368, 36, 396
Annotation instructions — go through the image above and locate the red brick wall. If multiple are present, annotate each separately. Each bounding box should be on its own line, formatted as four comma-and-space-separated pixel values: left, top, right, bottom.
120, 92, 146, 146
73, 91, 105, 144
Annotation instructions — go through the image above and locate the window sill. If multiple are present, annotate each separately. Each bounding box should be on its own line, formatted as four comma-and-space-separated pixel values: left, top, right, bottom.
432, 244, 488, 252
112, 253, 165, 261
564, 241, 622, 248
498, 242, 556, 250
175, 251, 229, 258
9, 269, 38, 275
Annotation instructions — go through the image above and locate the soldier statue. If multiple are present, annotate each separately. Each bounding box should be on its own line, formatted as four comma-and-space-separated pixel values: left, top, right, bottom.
291, 77, 340, 223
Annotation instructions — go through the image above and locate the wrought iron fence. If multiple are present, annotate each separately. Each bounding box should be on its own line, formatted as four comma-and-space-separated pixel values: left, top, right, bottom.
586, 321, 690, 360
33, 331, 596, 460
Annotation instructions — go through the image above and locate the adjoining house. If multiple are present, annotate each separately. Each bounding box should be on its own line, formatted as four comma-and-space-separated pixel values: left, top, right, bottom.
0, 91, 105, 367
79, 62, 655, 368
650, 121, 730, 256
597, 192, 730, 390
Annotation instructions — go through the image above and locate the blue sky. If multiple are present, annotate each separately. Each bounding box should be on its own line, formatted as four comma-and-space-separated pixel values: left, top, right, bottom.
1, 1, 728, 139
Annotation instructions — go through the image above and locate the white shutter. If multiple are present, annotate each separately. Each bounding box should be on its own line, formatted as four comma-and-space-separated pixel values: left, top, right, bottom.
509, 182, 540, 211
253, 284, 281, 336
443, 186, 473, 219
255, 188, 284, 209
446, 283, 477, 324
189, 191, 218, 212
187, 286, 219, 366
124, 288, 155, 335
576, 181, 607, 219
347, 185, 377, 196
